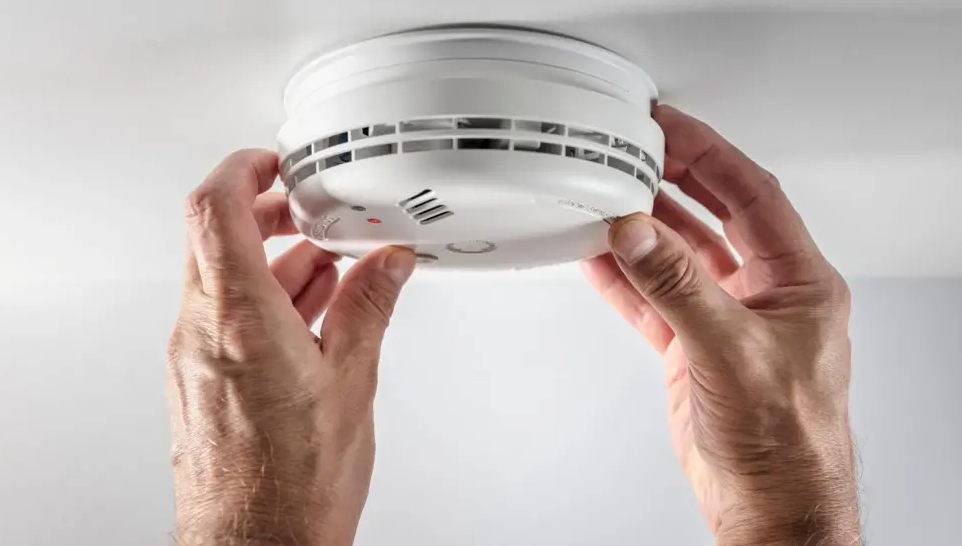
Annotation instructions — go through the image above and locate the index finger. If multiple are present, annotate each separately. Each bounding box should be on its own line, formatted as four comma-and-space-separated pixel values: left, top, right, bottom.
654, 106, 825, 278
184, 149, 279, 292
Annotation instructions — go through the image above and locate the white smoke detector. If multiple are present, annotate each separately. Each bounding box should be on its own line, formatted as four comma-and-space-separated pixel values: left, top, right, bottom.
278, 27, 663, 270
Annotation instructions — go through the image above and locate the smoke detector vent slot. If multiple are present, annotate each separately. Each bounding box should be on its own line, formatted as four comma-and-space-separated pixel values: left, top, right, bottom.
612, 138, 641, 159
403, 139, 454, 153
566, 146, 605, 164
569, 126, 611, 147
351, 124, 397, 141
607, 156, 635, 177
457, 117, 511, 130
636, 172, 657, 194
643, 154, 659, 176
324, 154, 351, 169
516, 142, 563, 155
354, 143, 397, 160
286, 144, 314, 171
289, 162, 317, 190
457, 138, 509, 150
320, 132, 349, 151
401, 119, 454, 132
539, 121, 565, 135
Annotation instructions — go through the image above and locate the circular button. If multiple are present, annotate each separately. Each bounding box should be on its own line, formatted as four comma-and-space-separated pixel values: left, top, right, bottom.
446, 241, 497, 254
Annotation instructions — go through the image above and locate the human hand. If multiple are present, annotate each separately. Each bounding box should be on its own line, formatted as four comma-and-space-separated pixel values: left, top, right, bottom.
166, 150, 416, 546
583, 106, 860, 545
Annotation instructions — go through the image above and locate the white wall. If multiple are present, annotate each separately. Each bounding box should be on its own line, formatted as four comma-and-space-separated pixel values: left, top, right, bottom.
0, 278, 959, 545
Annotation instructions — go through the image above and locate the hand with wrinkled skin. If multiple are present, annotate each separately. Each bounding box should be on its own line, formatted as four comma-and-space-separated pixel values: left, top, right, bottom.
166, 150, 416, 546
583, 106, 861, 545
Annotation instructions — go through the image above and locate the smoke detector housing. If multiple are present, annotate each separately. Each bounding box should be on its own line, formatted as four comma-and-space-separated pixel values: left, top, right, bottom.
278, 27, 663, 270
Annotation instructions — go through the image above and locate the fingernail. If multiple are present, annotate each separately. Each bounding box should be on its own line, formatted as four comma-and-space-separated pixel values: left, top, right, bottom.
383, 248, 416, 284
612, 218, 658, 263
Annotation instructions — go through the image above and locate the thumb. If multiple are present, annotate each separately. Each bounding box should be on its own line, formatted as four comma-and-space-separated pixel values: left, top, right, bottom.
608, 213, 738, 339
321, 246, 416, 359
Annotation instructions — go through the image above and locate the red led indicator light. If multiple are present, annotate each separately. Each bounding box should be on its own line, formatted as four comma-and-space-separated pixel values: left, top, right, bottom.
367, 218, 382, 224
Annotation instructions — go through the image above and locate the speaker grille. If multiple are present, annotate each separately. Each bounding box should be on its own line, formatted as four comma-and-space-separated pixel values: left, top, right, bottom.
398, 189, 453, 225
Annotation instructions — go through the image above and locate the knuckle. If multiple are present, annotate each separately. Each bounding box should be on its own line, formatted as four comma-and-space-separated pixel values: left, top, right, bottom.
642, 250, 700, 303
226, 148, 270, 164
169, 290, 268, 363
225, 148, 258, 163
183, 187, 220, 224
165, 328, 185, 370
811, 267, 852, 312
221, 148, 276, 184
166, 310, 208, 363
764, 169, 782, 189
207, 278, 260, 311
827, 270, 851, 303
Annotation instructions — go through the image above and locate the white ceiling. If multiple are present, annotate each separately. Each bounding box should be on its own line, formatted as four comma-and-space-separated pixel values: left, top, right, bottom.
1, 0, 961, 281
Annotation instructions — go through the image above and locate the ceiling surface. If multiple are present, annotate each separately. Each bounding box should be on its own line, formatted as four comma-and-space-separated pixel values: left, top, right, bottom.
1, 1, 961, 281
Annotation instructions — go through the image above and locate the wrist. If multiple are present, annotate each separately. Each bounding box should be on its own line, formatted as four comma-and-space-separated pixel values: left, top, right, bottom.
717, 471, 861, 546
172, 432, 368, 546
718, 509, 861, 546
714, 414, 861, 544
175, 494, 315, 546
174, 538, 292, 546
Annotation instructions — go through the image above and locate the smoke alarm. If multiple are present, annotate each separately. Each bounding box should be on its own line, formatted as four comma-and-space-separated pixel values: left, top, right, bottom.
278, 27, 663, 270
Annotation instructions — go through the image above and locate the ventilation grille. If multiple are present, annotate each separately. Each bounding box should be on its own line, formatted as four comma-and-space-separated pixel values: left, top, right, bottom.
398, 189, 453, 225
283, 118, 661, 195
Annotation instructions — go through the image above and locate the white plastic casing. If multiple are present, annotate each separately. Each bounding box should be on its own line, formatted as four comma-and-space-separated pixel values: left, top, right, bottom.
278, 27, 663, 270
